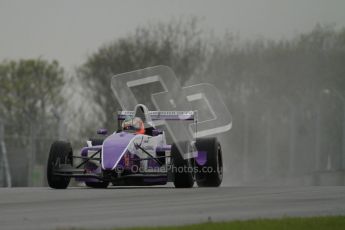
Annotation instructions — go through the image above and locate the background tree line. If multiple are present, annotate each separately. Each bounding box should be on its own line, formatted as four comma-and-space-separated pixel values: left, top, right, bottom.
1, 19, 344, 186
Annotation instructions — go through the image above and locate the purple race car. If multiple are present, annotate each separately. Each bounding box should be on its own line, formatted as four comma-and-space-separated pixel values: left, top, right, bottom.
47, 104, 223, 189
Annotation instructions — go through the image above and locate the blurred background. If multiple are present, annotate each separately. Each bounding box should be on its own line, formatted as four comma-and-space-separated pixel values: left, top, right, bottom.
1, 0, 345, 187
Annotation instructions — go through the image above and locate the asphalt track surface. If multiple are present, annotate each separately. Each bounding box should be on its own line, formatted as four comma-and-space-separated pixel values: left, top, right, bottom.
0, 186, 345, 230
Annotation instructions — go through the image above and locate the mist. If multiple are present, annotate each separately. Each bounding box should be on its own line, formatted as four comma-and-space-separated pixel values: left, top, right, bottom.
1, 2, 345, 187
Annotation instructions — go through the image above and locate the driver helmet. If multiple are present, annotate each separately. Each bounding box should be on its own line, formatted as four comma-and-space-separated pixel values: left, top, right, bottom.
122, 116, 145, 134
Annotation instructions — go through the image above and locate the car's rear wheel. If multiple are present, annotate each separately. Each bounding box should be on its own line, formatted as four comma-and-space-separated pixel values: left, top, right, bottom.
85, 181, 109, 188
171, 142, 194, 188
195, 137, 223, 187
47, 141, 73, 189
84, 162, 109, 188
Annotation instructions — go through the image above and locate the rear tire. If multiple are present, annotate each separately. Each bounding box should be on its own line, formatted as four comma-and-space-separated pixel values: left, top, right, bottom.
83, 161, 109, 188
171, 142, 194, 188
195, 138, 223, 187
85, 181, 109, 188
47, 141, 73, 189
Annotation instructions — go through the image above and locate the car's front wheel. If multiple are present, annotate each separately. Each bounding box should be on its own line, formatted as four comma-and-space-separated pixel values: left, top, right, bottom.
195, 137, 223, 187
47, 141, 73, 189
171, 142, 194, 188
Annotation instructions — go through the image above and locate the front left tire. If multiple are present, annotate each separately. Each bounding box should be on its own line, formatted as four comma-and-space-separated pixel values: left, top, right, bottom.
171, 142, 194, 188
195, 137, 223, 187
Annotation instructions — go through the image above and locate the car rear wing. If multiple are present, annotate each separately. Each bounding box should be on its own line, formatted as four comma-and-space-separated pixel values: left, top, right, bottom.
117, 111, 197, 121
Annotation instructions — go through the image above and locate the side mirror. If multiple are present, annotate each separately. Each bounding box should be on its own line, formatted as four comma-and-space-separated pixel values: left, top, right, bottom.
152, 129, 163, 136
97, 128, 108, 135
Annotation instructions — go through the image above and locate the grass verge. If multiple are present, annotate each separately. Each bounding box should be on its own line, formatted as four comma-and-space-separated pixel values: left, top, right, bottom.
62, 216, 345, 230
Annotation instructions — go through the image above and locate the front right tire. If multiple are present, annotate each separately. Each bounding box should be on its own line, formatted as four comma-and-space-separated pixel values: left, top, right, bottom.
47, 141, 73, 189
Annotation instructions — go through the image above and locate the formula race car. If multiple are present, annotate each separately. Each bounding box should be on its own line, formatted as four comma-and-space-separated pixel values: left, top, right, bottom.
47, 104, 223, 189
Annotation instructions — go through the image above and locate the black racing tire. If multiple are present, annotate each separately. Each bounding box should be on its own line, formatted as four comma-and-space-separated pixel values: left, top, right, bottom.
47, 141, 73, 189
195, 137, 223, 187
85, 181, 109, 188
83, 162, 109, 188
171, 142, 194, 188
